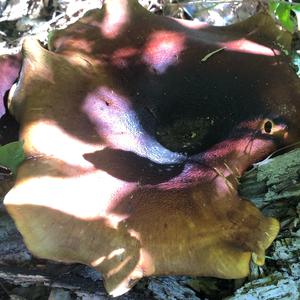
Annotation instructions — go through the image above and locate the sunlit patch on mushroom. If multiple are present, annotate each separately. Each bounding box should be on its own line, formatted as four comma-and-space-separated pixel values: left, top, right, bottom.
107, 256, 132, 278
171, 18, 209, 30
99, 0, 129, 39
107, 248, 126, 260
142, 31, 186, 74
82, 87, 185, 164
111, 47, 140, 68
91, 255, 106, 267
106, 213, 131, 229
6, 172, 135, 219
22, 38, 55, 83
24, 121, 100, 168
128, 229, 141, 240
220, 38, 280, 56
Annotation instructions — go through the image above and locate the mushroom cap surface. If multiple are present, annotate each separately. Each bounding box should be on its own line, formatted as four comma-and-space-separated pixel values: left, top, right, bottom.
3, 0, 299, 296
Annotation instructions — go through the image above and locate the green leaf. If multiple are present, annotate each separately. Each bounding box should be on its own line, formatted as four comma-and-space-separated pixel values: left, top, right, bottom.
0, 141, 25, 175
269, 0, 280, 15
275, 3, 295, 32
291, 4, 300, 13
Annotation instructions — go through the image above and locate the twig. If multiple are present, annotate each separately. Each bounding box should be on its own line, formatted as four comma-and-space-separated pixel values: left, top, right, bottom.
252, 140, 300, 169
201, 47, 226, 62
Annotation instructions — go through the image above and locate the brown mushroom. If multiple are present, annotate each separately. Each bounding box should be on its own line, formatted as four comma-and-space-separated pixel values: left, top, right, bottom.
0, 54, 21, 118
0, 54, 21, 145
3, 0, 299, 296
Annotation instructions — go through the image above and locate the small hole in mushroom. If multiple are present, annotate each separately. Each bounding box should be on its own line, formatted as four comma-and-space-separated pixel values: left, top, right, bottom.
263, 120, 273, 134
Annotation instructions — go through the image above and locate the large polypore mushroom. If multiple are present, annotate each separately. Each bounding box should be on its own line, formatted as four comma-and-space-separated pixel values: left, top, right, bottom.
2, 0, 300, 296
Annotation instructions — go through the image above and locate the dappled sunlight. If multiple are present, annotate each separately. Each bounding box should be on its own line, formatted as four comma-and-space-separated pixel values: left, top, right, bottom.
201, 136, 276, 176
138, 248, 155, 276
142, 31, 186, 74
108, 248, 126, 260
3, 1, 298, 297
3, 202, 142, 296
81, 87, 145, 152
82, 87, 184, 164
171, 17, 209, 30
24, 39, 54, 79
101, 247, 154, 297
6, 170, 135, 220
99, 0, 129, 39
49, 26, 97, 55
200, 118, 288, 175
21, 38, 56, 84
128, 229, 141, 240
24, 120, 101, 168
0, 54, 21, 117
219, 38, 280, 56
111, 47, 139, 68
210, 174, 236, 196
106, 212, 131, 229
63, 39, 96, 56
107, 256, 132, 277
91, 255, 105, 267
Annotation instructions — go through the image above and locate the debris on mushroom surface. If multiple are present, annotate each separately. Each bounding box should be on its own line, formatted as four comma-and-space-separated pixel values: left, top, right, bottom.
1, 0, 300, 297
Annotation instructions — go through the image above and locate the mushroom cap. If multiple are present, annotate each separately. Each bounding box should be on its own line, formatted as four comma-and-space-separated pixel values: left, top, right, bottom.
4, 0, 298, 296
